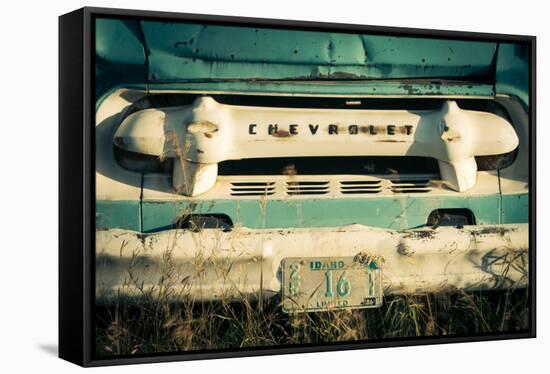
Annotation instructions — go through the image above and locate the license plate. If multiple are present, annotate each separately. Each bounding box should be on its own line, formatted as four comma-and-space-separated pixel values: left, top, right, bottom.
281, 256, 383, 313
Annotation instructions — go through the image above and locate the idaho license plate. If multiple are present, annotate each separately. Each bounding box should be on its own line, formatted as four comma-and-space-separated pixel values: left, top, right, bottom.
281, 256, 383, 313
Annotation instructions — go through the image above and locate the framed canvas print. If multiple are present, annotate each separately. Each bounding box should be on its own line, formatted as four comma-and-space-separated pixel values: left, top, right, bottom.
59, 6, 536, 366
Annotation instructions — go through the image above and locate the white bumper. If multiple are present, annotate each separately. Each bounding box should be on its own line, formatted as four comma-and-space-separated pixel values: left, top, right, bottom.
96, 223, 528, 301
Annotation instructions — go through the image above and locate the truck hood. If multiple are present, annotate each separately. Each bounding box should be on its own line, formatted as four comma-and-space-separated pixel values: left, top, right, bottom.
95, 18, 529, 106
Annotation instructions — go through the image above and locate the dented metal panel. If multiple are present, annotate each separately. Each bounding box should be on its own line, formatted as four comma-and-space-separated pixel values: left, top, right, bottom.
96, 223, 528, 301
140, 21, 497, 82
95, 19, 529, 102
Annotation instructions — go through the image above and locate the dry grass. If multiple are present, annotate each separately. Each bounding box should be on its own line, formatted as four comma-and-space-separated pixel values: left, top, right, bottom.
95, 203, 529, 356
95, 277, 529, 356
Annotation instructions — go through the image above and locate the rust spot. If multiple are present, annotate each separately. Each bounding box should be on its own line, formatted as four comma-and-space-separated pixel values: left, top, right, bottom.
471, 227, 516, 236
272, 130, 291, 138
397, 240, 414, 256
304, 71, 368, 80
399, 84, 423, 95
354, 252, 385, 266
376, 139, 407, 143
402, 230, 436, 240
443, 136, 461, 142
196, 149, 204, 154
328, 71, 364, 79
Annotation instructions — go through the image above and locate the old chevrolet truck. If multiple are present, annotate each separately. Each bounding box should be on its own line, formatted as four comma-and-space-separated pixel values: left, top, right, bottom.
95, 18, 529, 312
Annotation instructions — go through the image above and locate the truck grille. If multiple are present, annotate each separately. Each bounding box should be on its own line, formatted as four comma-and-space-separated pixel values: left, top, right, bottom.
229, 182, 275, 196
340, 180, 383, 194
390, 179, 432, 193
226, 177, 435, 197
286, 181, 330, 195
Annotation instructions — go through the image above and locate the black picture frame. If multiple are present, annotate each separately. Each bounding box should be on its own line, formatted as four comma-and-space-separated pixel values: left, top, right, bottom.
59, 6, 536, 367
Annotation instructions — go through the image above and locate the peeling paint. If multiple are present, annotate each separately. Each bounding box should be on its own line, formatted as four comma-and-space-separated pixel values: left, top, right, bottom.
471, 226, 516, 236
271, 130, 292, 138
401, 229, 436, 240
138, 21, 497, 83
397, 240, 414, 256
96, 223, 528, 300
354, 251, 385, 268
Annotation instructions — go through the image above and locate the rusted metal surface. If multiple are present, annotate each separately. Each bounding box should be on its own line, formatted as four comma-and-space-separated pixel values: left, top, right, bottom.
145, 81, 496, 98
139, 22, 497, 83
94, 16, 531, 311
95, 19, 519, 99
96, 223, 528, 302
95, 19, 528, 104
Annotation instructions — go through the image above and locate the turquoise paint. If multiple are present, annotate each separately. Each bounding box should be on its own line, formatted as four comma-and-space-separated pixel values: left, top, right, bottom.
147, 81, 494, 97
140, 21, 497, 82
96, 200, 141, 231
136, 195, 502, 233
95, 18, 147, 99
501, 193, 529, 224
495, 43, 530, 108
97, 193, 532, 233
94, 18, 530, 235
96, 19, 146, 66
95, 17, 529, 102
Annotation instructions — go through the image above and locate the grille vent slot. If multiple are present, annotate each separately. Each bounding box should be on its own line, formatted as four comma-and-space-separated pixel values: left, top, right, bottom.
340, 180, 382, 194
390, 179, 432, 193
227, 178, 436, 196
230, 181, 275, 196
286, 181, 329, 195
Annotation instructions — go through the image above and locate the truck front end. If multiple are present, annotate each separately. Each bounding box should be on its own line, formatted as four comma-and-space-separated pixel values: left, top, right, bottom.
95, 19, 530, 314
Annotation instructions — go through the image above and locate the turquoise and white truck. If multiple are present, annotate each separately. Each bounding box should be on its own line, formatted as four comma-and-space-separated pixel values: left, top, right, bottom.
95, 18, 530, 312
